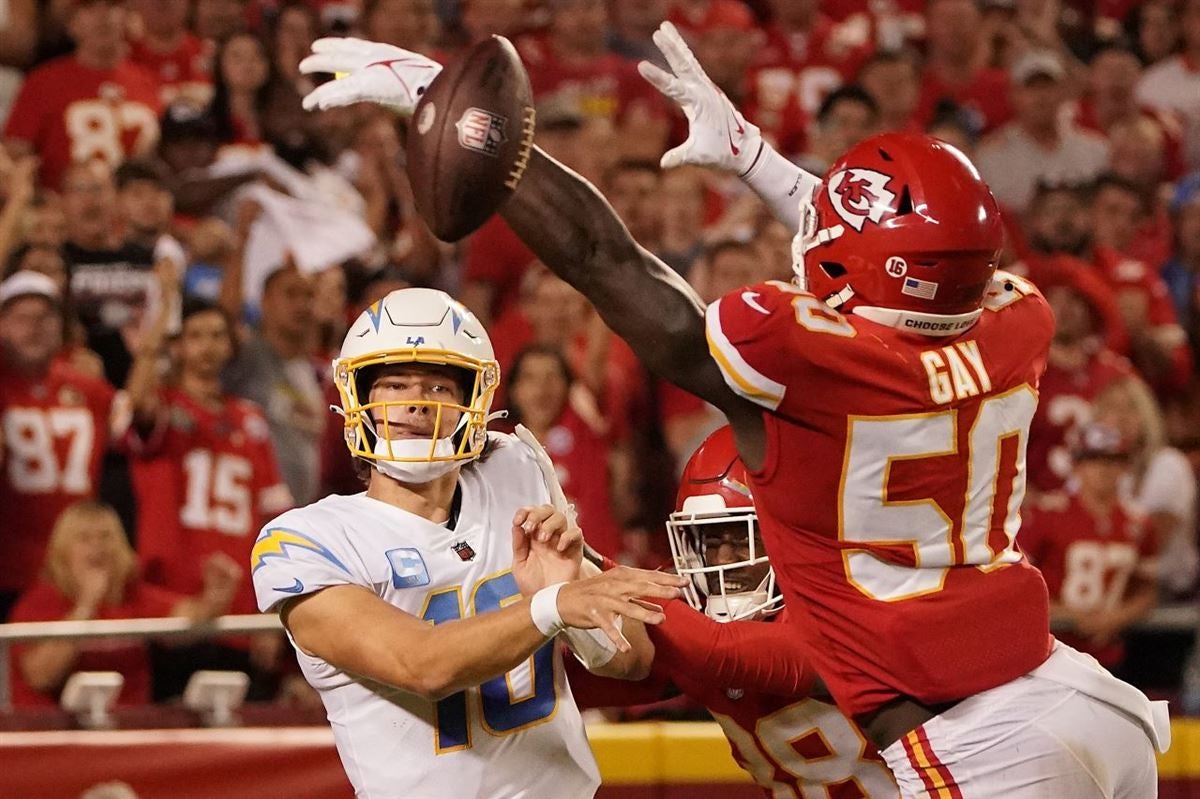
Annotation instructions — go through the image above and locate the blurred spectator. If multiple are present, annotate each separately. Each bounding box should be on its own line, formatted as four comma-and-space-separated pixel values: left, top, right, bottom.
1106, 118, 1175, 269
503, 344, 628, 559
657, 166, 708, 277
1095, 376, 1199, 596
128, 0, 214, 107
0, 149, 37, 270
924, 99, 979, 157
461, 0, 529, 46
7, 500, 240, 708
270, 2, 320, 96
1020, 422, 1159, 671
193, 0, 247, 43
363, 0, 441, 57
518, 0, 665, 156
1127, 0, 1179, 67
1136, 0, 1200, 169
607, 0, 669, 63
0, 272, 126, 620
3, 0, 160, 190
0, 0, 36, 124
679, 0, 760, 101
1023, 261, 1133, 493
1083, 179, 1193, 396
223, 261, 324, 506
603, 160, 662, 252
858, 49, 921, 134
127, 279, 292, 696
1164, 174, 1200, 343
115, 160, 175, 252
976, 51, 1108, 215
208, 31, 276, 148
1072, 43, 1185, 182
796, 83, 878, 175
60, 160, 155, 386
914, 0, 1013, 135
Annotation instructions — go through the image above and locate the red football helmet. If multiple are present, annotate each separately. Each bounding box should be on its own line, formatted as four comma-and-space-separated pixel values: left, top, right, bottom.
794, 132, 1004, 337
665, 426, 781, 622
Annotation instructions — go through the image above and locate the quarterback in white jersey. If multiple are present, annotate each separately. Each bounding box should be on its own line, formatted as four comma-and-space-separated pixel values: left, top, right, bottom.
251, 288, 684, 798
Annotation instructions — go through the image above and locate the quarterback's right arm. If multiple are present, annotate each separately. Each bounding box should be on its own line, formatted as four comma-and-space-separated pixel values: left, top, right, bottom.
638, 22, 820, 231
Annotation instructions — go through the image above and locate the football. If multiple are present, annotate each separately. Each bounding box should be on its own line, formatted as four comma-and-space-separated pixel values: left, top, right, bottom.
406, 36, 536, 242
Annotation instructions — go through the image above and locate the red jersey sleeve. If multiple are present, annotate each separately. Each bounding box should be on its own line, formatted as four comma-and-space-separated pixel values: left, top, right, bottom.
241, 402, 293, 520
562, 649, 674, 710
705, 281, 816, 412
648, 600, 817, 697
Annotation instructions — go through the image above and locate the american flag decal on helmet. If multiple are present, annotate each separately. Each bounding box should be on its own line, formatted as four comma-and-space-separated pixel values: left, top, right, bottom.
902, 276, 938, 300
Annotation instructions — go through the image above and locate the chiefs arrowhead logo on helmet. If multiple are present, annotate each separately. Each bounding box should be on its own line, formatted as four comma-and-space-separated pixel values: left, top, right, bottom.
826, 168, 896, 232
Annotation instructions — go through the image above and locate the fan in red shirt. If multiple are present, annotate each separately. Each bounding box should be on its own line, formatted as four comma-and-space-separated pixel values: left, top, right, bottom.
1013, 257, 1134, 494
1019, 422, 1159, 669
126, 294, 292, 619
128, 0, 214, 107
518, 0, 666, 135
913, 0, 1012, 135
0, 272, 124, 619
569, 427, 898, 797
9, 501, 239, 708
2, 0, 160, 190
502, 345, 627, 560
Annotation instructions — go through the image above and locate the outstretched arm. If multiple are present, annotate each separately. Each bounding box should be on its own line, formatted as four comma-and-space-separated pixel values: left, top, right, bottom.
501, 148, 747, 417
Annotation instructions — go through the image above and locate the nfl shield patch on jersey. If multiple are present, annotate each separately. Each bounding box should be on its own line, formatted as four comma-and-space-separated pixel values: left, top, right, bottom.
386, 548, 431, 589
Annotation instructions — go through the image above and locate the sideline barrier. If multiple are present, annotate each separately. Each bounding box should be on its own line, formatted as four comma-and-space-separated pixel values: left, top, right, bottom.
2, 721, 1200, 798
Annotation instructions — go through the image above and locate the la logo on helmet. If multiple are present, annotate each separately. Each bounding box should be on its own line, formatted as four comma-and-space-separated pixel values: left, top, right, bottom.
827, 168, 896, 232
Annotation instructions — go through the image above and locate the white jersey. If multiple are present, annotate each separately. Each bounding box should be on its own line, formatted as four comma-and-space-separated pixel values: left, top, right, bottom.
251, 434, 600, 799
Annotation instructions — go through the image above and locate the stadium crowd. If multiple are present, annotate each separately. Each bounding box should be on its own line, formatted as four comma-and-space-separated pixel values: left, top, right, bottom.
0, 0, 1199, 715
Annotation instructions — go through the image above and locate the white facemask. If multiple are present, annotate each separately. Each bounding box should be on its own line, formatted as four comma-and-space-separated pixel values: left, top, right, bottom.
372, 434, 461, 484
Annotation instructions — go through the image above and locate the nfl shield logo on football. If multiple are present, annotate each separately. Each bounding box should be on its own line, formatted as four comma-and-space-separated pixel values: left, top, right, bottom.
456, 107, 507, 157
386, 547, 431, 589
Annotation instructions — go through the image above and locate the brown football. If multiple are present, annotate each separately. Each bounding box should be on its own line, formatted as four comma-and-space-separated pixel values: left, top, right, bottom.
406, 36, 535, 242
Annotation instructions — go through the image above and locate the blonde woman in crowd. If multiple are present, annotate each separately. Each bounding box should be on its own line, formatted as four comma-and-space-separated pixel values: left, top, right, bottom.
1095, 376, 1199, 595
7, 501, 241, 707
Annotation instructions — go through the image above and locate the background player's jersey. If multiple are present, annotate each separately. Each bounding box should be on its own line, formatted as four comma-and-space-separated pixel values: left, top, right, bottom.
705, 274, 1055, 718
0, 360, 116, 593
251, 434, 599, 799
1019, 490, 1158, 666
570, 601, 897, 798
129, 388, 292, 615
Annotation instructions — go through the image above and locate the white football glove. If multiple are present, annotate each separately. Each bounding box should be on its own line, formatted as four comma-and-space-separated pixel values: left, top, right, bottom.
638, 22, 818, 231
637, 22, 763, 176
298, 37, 442, 115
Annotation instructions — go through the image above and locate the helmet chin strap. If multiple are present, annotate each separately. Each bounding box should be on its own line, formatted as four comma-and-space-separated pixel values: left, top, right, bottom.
340, 406, 478, 485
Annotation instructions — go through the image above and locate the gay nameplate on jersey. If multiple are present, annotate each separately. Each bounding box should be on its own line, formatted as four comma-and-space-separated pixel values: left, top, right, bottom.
386, 548, 431, 589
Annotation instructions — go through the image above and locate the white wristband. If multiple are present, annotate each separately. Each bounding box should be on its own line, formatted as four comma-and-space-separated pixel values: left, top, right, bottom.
741, 143, 820, 232
530, 582, 567, 638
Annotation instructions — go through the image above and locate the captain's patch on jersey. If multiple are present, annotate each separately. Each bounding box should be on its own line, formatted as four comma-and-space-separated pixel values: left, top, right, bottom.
387, 547, 431, 588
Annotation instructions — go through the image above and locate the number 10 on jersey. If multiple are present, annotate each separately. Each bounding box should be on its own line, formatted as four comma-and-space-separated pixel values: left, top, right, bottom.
420, 571, 559, 753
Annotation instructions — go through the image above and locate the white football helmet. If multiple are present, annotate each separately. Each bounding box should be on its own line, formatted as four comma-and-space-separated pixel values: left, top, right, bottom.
333, 288, 500, 483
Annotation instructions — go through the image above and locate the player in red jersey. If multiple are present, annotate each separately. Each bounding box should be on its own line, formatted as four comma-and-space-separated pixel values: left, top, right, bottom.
0, 272, 126, 619
3, 0, 160, 189
571, 426, 899, 797
126, 291, 292, 618
300, 25, 1169, 796
1019, 423, 1159, 670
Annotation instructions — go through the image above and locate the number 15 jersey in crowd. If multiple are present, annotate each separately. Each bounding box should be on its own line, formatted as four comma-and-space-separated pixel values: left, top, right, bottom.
705, 274, 1055, 719
251, 434, 598, 799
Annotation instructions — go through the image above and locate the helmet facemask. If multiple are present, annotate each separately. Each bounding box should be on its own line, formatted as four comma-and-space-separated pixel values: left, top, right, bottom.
334, 350, 500, 483
666, 507, 782, 622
